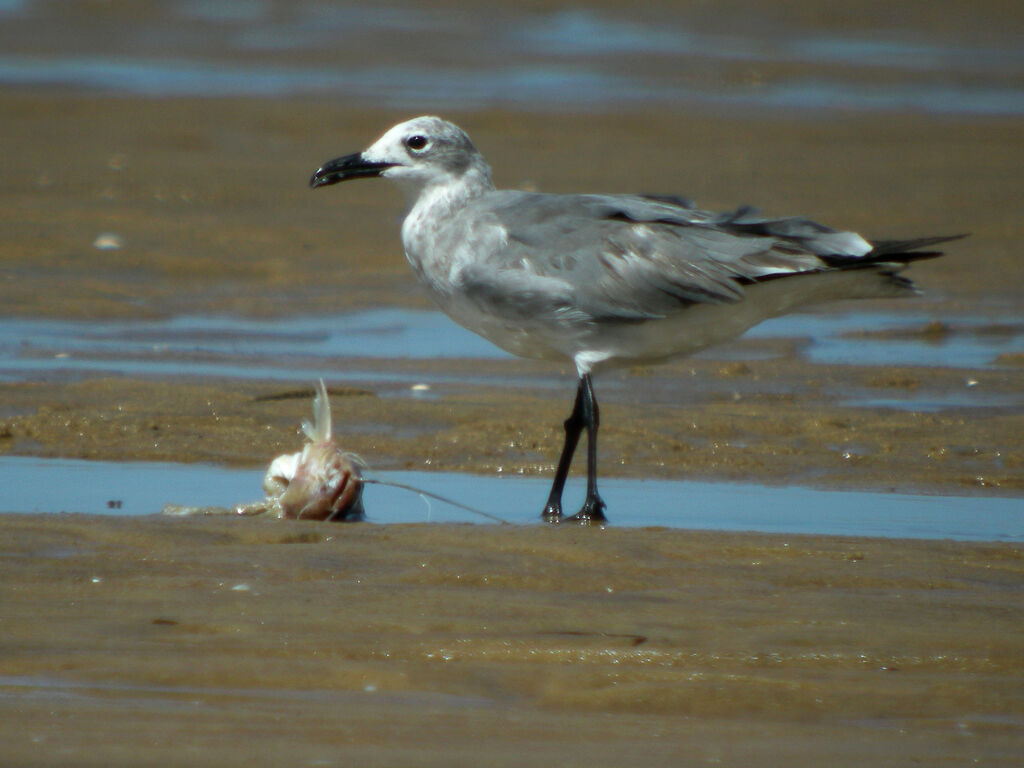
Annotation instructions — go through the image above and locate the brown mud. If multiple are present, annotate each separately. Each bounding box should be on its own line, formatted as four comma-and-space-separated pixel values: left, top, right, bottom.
1, 514, 1021, 766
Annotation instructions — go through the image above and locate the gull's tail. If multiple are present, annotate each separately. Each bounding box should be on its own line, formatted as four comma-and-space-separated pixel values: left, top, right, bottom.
821, 233, 968, 296
823, 233, 969, 269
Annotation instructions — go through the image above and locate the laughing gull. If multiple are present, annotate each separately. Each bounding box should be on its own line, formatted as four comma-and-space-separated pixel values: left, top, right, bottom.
311, 116, 963, 523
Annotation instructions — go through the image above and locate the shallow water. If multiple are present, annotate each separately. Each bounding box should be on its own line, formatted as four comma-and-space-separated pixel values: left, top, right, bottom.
2, 310, 1020, 419
0, 2, 1021, 114
743, 311, 1024, 368
0, 310, 504, 386
2, 456, 1019, 541
3, 308, 1021, 377
0, 673, 487, 711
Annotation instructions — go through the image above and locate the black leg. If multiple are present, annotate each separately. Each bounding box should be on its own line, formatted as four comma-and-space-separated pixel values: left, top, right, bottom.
541, 374, 607, 524
570, 374, 607, 522
541, 378, 586, 521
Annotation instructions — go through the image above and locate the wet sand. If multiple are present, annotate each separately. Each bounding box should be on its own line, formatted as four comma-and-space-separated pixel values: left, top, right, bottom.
2, 361, 1022, 495
2, 514, 1022, 766
2, 87, 1023, 764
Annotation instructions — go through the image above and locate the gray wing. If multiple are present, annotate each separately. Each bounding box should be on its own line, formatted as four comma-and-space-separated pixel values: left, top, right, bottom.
453, 192, 871, 323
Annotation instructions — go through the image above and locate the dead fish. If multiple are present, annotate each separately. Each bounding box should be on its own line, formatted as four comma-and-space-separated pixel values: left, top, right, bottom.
163, 380, 507, 523
263, 379, 366, 521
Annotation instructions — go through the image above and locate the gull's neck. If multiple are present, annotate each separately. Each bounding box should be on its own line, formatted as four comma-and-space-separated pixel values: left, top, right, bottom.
405, 160, 493, 219
400, 159, 494, 268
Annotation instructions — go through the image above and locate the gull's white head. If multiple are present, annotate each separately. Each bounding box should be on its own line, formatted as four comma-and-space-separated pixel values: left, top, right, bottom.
310, 116, 492, 196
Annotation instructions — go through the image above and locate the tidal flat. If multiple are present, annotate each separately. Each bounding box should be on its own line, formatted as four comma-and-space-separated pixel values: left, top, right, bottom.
1, 11, 1023, 760
1, 514, 1022, 766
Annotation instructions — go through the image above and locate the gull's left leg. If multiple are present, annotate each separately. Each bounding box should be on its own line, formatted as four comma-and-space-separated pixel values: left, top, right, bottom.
570, 373, 607, 522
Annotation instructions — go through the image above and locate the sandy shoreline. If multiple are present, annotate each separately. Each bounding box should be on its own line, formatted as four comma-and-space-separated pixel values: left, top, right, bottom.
2, 86, 1022, 764
1, 513, 1021, 766
2, 365, 1022, 497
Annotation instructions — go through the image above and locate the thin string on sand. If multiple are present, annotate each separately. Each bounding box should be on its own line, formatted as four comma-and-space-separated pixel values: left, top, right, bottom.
361, 477, 510, 524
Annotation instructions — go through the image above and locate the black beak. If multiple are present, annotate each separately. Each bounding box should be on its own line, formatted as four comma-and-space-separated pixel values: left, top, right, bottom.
309, 153, 395, 189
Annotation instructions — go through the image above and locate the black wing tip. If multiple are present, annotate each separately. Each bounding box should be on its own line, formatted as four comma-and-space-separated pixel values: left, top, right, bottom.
867, 233, 969, 257
816, 233, 967, 270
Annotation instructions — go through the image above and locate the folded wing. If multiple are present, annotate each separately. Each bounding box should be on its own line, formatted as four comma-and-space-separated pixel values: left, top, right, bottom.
454, 192, 961, 325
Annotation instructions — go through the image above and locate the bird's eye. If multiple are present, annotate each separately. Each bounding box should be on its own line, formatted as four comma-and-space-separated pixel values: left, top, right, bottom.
405, 135, 429, 152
